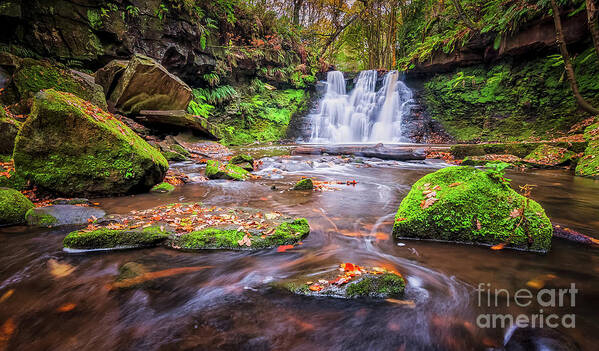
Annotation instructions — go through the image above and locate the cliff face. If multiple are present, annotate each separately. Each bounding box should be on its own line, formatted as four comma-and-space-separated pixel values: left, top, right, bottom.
409, 11, 589, 75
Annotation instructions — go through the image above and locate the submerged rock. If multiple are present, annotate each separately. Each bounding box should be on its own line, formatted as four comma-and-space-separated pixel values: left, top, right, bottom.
205, 160, 250, 180
108, 54, 192, 115
13, 89, 168, 196
392, 166, 553, 252
576, 122, 599, 178
292, 178, 313, 190
63, 226, 169, 250
25, 205, 106, 227
0, 187, 34, 226
284, 263, 406, 299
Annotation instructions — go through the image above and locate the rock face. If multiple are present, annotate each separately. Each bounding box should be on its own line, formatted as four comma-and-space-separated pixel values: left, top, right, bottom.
393, 166, 553, 252
25, 205, 106, 227
13, 89, 168, 196
1, 55, 107, 109
0, 187, 34, 225
0, 106, 21, 155
576, 122, 599, 178
107, 55, 192, 115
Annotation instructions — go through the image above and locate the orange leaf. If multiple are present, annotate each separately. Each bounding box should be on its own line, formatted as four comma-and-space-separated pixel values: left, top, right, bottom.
277, 244, 294, 252
395, 217, 407, 222
491, 243, 506, 250
56, 303, 77, 312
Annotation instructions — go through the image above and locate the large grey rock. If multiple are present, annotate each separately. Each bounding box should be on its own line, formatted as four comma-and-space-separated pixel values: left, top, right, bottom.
109, 54, 192, 115
26, 205, 106, 227
94, 59, 129, 96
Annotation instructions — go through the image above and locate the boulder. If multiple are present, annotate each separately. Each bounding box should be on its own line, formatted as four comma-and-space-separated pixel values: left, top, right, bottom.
150, 182, 175, 193
10, 57, 107, 109
94, 59, 128, 96
25, 205, 106, 227
230, 154, 254, 171
13, 89, 168, 196
0, 187, 34, 225
137, 110, 221, 139
205, 160, 249, 180
63, 226, 170, 250
108, 54, 192, 115
293, 178, 313, 190
392, 166, 553, 252
524, 144, 575, 167
0, 106, 21, 155
576, 122, 599, 178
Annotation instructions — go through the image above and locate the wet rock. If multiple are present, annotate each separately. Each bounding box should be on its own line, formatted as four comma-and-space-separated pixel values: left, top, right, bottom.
150, 182, 175, 193
393, 166, 553, 252
94, 59, 128, 96
51, 198, 92, 206
576, 122, 599, 178
205, 160, 249, 181
0, 187, 34, 226
230, 154, 254, 171
524, 144, 576, 167
292, 178, 313, 190
25, 205, 106, 227
13, 89, 168, 196
108, 54, 192, 115
284, 263, 406, 299
63, 226, 170, 250
167, 218, 310, 250
137, 110, 220, 139
0, 105, 21, 155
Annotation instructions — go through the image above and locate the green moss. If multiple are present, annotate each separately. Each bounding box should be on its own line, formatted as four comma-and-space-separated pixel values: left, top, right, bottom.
162, 150, 187, 161
63, 226, 169, 250
576, 123, 599, 178
230, 154, 253, 164
170, 218, 310, 250
293, 178, 313, 190
25, 208, 57, 226
13, 90, 168, 196
392, 166, 552, 252
422, 50, 599, 142
170, 144, 190, 157
524, 144, 575, 167
12, 58, 106, 109
150, 182, 175, 193
205, 160, 249, 180
345, 273, 406, 298
450, 142, 587, 159
0, 187, 34, 225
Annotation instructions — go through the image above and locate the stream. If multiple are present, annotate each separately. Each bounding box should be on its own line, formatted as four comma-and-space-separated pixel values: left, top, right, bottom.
1, 151, 598, 350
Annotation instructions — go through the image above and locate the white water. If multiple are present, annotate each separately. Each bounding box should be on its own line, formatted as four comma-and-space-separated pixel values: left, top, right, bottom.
308, 70, 414, 143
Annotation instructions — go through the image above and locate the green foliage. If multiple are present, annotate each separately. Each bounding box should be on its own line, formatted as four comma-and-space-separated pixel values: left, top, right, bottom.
63, 226, 169, 249
194, 85, 237, 105
155, 3, 169, 21
483, 162, 512, 185
346, 273, 405, 298
0, 187, 34, 225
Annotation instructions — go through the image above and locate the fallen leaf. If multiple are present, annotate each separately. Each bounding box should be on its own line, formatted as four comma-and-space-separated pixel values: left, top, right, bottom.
277, 245, 294, 252
385, 299, 416, 308
0, 318, 15, 350
395, 217, 407, 222
56, 303, 77, 312
0, 290, 13, 304
449, 182, 461, 187
490, 243, 506, 250
510, 208, 522, 218
48, 259, 75, 278
476, 219, 481, 230
420, 197, 438, 209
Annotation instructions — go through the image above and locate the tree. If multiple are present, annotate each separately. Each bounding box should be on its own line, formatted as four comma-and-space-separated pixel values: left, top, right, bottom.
588, 0, 599, 59
550, 0, 599, 114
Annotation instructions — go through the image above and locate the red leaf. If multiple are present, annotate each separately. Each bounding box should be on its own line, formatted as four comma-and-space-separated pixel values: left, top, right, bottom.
277, 244, 294, 252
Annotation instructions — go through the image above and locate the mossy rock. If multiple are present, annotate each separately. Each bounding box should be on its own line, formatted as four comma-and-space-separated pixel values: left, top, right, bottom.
0, 187, 34, 225
575, 123, 599, 178
293, 178, 313, 190
63, 226, 170, 250
150, 182, 175, 193
451, 142, 587, 159
13, 90, 168, 196
168, 218, 310, 250
230, 154, 254, 171
524, 144, 575, 167
25, 208, 57, 227
25, 205, 105, 227
392, 166, 552, 252
461, 155, 522, 167
11, 58, 106, 109
205, 160, 249, 180
0, 106, 22, 155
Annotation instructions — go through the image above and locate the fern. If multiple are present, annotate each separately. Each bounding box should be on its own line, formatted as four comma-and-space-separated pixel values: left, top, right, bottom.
193, 85, 237, 105
202, 72, 220, 87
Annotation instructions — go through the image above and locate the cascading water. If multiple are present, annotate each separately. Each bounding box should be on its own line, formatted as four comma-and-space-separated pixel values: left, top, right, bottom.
308, 70, 414, 143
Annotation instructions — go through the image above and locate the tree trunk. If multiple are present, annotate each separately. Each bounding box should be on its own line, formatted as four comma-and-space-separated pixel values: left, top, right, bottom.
318, 14, 358, 57
450, 0, 478, 31
588, 0, 599, 59
551, 0, 599, 115
292, 0, 303, 25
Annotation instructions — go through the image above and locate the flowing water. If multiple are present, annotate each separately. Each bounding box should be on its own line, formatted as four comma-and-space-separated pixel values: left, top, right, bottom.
309, 71, 414, 143
1, 152, 598, 350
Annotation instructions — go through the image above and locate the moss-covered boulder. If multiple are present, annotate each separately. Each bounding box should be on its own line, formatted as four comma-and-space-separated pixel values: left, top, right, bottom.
524, 144, 575, 167
0, 106, 21, 155
461, 155, 521, 167
11, 58, 106, 109
230, 154, 254, 171
0, 187, 34, 225
63, 226, 170, 250
13, 90, 168, 196
392, 166, 552, 252
205, 160, 250, 180
150, 182, 175, 193
293, 178, 313, 190
284, 264, 405, 299
108, 54, 192, 115
169, 218, 309, 250
576, 123, 599, 178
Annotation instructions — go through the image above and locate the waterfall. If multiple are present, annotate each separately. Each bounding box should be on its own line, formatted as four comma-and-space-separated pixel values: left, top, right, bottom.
308, 70, 413, 144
